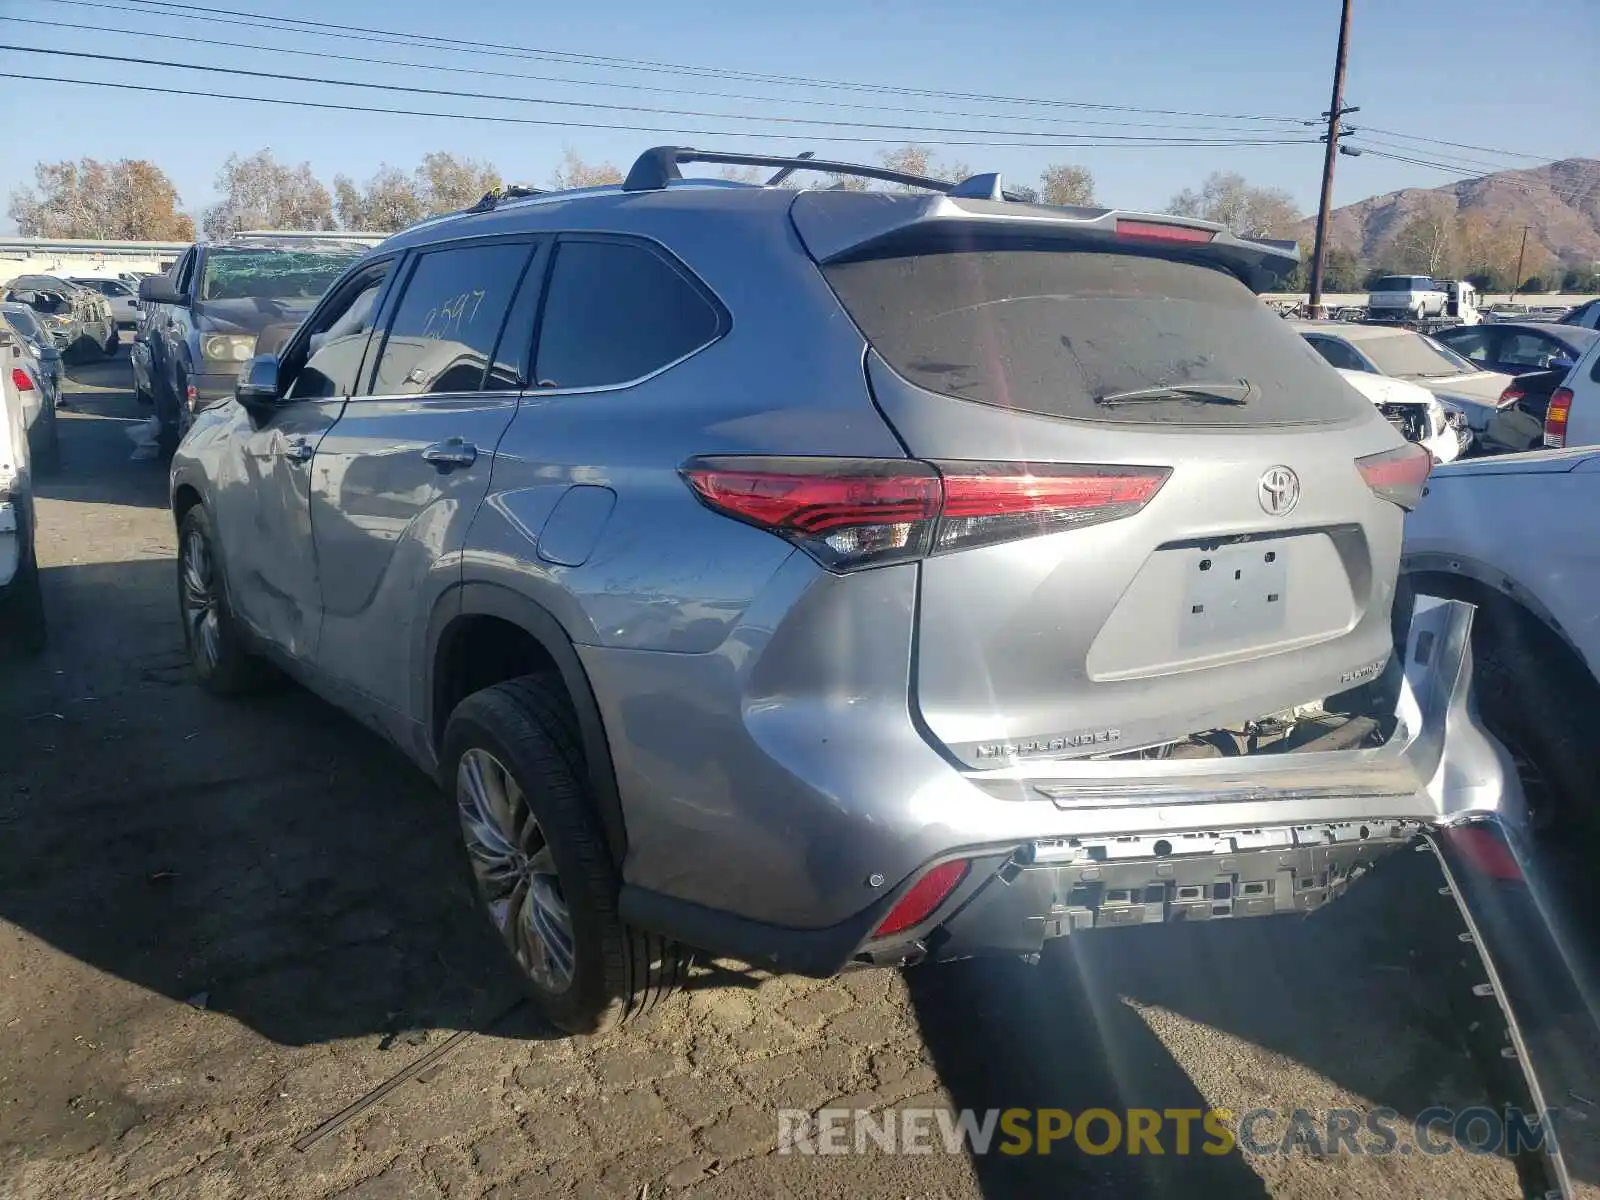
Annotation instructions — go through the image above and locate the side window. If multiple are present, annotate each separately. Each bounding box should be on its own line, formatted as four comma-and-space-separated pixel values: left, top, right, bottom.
174, 250, 196, 297
534, 239, 723, 390
367, 242, 534, 396
286, 268, 390, 401
1500, 332, 1554, 368
1440, 328, 1493, 363
1305, 336, 1365, 372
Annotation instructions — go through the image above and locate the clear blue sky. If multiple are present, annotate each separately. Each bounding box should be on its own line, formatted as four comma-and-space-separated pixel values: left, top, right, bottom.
1, 0, 1595, 231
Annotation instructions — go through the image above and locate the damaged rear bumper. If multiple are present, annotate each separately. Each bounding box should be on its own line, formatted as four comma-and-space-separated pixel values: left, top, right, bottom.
855, 594, 1524, 967
622, 597, 1524, 975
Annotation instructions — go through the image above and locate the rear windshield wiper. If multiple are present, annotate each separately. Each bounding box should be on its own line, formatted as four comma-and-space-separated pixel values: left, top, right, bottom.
1094, 381, 1254, 408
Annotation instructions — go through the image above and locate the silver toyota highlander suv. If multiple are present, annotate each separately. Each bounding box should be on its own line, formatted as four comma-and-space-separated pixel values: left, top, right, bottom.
170, 148, 1520, 1034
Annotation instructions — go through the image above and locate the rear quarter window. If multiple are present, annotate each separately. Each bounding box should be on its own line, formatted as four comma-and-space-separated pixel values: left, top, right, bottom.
823, 249, 1372, 426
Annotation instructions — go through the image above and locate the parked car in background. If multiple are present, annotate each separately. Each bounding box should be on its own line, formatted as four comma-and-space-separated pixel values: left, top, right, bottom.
3, 274, 116, 359
1403, 447, 1600, 836
3, 279, 83, 354
1, 303, 65, 408
1292, 320, 1518, 447
1431, 321, 1598, 377
3, 324, 60, 474
1541, 333, 1600, 449
69, 276, 140, 328
1333, 367, 1469, 463
1366, 274, 1447, 321
1559, 298, 1600, 330
138, 235, 367, 448
0, 326, 45, 654
1484, 367, 1567, 453
170, 147, 1515, 1035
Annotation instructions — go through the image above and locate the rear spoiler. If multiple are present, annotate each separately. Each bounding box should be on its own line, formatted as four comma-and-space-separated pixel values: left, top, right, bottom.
789, 192, 1302, 293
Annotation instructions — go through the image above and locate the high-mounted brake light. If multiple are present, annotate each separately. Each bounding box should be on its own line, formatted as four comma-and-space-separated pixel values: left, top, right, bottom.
871, 859, 970, 938
1545, 386, 1574, 448
10, 368, 34, 393
682, 457, 1171, 572
1356, 443, 1431, 510
1115, 219, 1216, 245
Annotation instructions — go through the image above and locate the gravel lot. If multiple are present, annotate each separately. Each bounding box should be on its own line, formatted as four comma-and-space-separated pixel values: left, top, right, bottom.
1, 348, 1594, 1199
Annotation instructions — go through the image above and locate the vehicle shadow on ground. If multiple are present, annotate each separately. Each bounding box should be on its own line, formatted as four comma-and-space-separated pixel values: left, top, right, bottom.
905, 842, 1599, 1197
0, 556, 766, 1060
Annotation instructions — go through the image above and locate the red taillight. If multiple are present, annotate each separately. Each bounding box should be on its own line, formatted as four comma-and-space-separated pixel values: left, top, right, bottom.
1545, 386, 1574, 448
871, 859, 970, 938
1115, 219, 1216, 245
681, 457, 941, 571
682, 457, 1170, 571
10, 367, 34, 392
1356, 443, 1431, 510
1497, 383, 1525, 407
936, 463, 1170, 553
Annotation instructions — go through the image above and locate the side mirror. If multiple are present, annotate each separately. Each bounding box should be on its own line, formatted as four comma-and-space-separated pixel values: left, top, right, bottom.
236, 353, 283, 415
138, 276, 184, 305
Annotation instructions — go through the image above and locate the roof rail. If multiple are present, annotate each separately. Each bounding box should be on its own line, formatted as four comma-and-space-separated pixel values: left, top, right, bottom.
464, 184, 545, 215
621, 146, 1029, 201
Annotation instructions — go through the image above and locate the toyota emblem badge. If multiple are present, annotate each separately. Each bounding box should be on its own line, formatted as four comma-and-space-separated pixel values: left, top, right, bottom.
1258, 466, 1300, 516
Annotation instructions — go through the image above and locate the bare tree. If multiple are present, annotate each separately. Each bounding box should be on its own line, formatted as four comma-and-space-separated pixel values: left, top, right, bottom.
878, 145, 970, 191
1388, 197, 1460, 276
1166, 171, 1300, 239
204, 150, 334, 238
9, 158, 194, 241
333, 165, 426, 233
548, 149, 623, 190
417, 152, 502, 213
1038, 163, 1095, 207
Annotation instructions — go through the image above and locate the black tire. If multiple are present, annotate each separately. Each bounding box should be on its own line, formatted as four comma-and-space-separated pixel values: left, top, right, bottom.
1469, 605, 1600, 842
176, 505, 274, 695
0, 547, 46, 658
442, 676, 689, 1034
103, 330, 119, 357
156, 370, 185, 456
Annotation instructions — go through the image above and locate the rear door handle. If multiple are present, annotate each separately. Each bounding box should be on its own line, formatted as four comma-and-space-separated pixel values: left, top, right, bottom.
421, 439, 478, 469
278, 435, 315, 463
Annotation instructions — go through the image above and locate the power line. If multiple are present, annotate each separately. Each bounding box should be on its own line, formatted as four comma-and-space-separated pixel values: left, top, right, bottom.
3, 44, 1321, 146
4, 13, 1310, 136
1358, 125, 1565, 164
1353, 134, 1509, 175
1355, 147, 1596, 205
1, 72, 1320, 151
96, 0, 1314, 124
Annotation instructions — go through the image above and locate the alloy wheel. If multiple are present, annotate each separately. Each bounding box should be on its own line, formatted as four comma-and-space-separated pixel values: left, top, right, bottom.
179, 529, 221, 671
456, 747, 576, 993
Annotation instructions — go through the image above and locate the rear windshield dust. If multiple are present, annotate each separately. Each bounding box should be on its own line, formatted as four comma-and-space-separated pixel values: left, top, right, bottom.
824, 249, 1372, 426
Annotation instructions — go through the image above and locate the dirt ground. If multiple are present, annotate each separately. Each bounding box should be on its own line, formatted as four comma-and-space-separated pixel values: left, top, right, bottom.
1, 347, 1595, 1199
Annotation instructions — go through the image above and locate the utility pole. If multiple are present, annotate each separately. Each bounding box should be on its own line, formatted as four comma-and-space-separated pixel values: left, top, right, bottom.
1510, 224, 1530, 301
1307, 0, 1355, 320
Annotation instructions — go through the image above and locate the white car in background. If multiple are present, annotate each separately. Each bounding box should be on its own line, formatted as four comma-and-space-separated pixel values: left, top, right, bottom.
1292, 321, 1531, 450
1541, 333, 1600, 449
1403, 447, 1600, 835
0, 325, 44, 654
1366, 274, 1447, 321
69, 276, 139, 329
1334, 368, 1467, 463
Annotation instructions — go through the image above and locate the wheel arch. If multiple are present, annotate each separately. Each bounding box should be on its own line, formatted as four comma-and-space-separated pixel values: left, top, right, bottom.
425, 582, 628, 867
1402, 552, 1583, 663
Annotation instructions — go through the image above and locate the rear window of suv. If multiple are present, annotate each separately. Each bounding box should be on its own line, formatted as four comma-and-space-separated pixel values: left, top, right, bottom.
823, 248, 1370, 425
